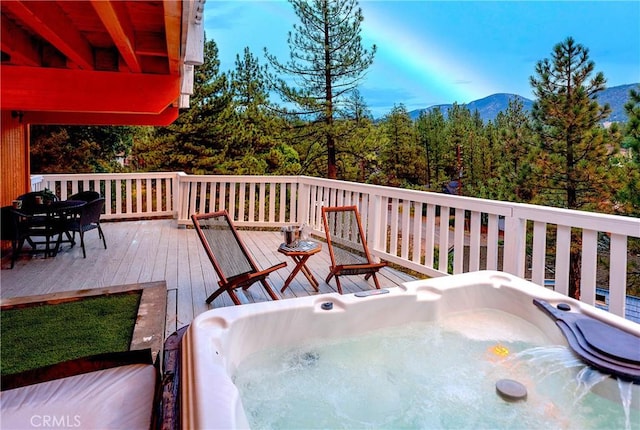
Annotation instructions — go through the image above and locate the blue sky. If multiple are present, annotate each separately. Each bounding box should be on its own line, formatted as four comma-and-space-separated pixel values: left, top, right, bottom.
205, 1, 640, 117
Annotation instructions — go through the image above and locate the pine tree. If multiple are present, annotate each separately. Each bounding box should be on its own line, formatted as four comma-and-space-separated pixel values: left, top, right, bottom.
618, 85, 640, 215
445, 103, 476, 195
529, 37, 619, 299
619, 86, 640, 295
376, 104, 423, 187
226, 47, 299, 174
465, 109, 493, 196
415, 108, 448, 190
265, 0, 376, 179
529, 37, 615, 210
491, 98, 534, 202
333, 90, 380, 182
144, 38, 232, 174
342, 89, 371, 124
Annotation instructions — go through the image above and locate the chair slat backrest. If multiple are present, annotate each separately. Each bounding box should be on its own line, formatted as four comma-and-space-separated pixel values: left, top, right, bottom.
192, 211, 257, 282
322, 206, 372, 266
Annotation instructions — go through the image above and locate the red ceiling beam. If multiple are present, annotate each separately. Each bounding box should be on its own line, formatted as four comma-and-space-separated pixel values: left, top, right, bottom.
23, 106, 180, 126
2, 66, 180, 114
3, 1, 94, 70
91, 0, 142, 73
163, 0, 182, 75
1, 15, 40, 66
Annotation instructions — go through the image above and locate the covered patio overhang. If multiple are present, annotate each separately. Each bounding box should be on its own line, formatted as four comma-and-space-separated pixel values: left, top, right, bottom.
0, 0, 205, 205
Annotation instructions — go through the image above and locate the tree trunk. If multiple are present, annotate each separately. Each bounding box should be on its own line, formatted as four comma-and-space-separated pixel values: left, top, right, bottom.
569, 231, 582, 299
323, 3, 336, 180
327, 131, 337, 179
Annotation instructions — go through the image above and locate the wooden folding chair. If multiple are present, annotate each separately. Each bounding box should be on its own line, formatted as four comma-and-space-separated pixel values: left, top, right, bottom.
321, 205, 387, 294
191, 211, 286, 305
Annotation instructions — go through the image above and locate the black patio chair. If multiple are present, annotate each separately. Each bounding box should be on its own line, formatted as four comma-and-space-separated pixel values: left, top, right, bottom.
63, 198, 107, 258
68, 190, 101, 203
2, 205, 65, 268
17, 191, 58, 208
16, 191, 58, 225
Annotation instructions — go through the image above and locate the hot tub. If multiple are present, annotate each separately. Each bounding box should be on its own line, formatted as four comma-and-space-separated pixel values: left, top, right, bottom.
181, 271, 640, 429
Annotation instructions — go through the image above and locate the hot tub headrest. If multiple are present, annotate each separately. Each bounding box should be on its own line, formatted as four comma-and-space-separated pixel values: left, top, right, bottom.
533, 299, 640, 383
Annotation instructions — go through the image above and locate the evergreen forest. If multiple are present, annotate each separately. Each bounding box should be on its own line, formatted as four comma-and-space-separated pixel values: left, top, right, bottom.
31, 35, 640, 218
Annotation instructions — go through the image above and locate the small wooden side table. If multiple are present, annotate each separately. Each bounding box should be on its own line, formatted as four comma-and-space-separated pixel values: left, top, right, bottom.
277, 241, 321, 293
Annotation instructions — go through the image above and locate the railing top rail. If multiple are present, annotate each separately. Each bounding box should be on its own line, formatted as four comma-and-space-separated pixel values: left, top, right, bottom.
300, 176, 512, 213
40, 172, 180, 180
300, 176, 639, 237
511, 202, 640, 236
179, 175, 300, 183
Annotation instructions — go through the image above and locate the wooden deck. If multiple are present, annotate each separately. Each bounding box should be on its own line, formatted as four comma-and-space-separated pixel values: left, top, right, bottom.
1, 219, 417, 339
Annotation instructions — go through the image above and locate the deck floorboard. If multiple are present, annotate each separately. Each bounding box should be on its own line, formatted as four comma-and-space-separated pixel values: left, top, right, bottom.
1, 219, 418, 336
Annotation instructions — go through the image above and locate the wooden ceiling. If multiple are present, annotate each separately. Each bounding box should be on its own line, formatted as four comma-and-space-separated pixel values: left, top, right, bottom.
1, 0, 203, 125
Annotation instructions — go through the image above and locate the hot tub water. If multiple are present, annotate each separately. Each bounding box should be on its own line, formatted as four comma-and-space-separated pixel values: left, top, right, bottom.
181, 271, 640, 429
515, 345, 638, 430
234, 309, 639, 429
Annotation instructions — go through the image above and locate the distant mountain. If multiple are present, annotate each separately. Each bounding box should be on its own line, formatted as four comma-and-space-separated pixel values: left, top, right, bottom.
409, 93, 533, 122
408, 83, 638, 124
595, 83, 638, 123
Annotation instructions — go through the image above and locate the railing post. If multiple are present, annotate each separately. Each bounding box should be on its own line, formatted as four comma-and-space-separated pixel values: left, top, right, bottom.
30, 175, 44, 192
175, 172, 187, 222
580, 230, 598, 306
503, 209, 527, 277
297, 177, 310, 225
368, 193, 383, 260
608, 233, 628, 318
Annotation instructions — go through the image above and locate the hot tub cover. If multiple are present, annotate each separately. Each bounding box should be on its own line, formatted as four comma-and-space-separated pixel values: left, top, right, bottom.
0, 364, 156, 429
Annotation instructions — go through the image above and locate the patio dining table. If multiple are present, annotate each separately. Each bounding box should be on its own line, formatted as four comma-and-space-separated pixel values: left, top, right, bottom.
10, 199, 86, 260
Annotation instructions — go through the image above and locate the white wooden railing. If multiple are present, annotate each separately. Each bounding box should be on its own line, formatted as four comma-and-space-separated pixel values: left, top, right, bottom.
36, 172, 178, 220
34, 173, 640, 320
